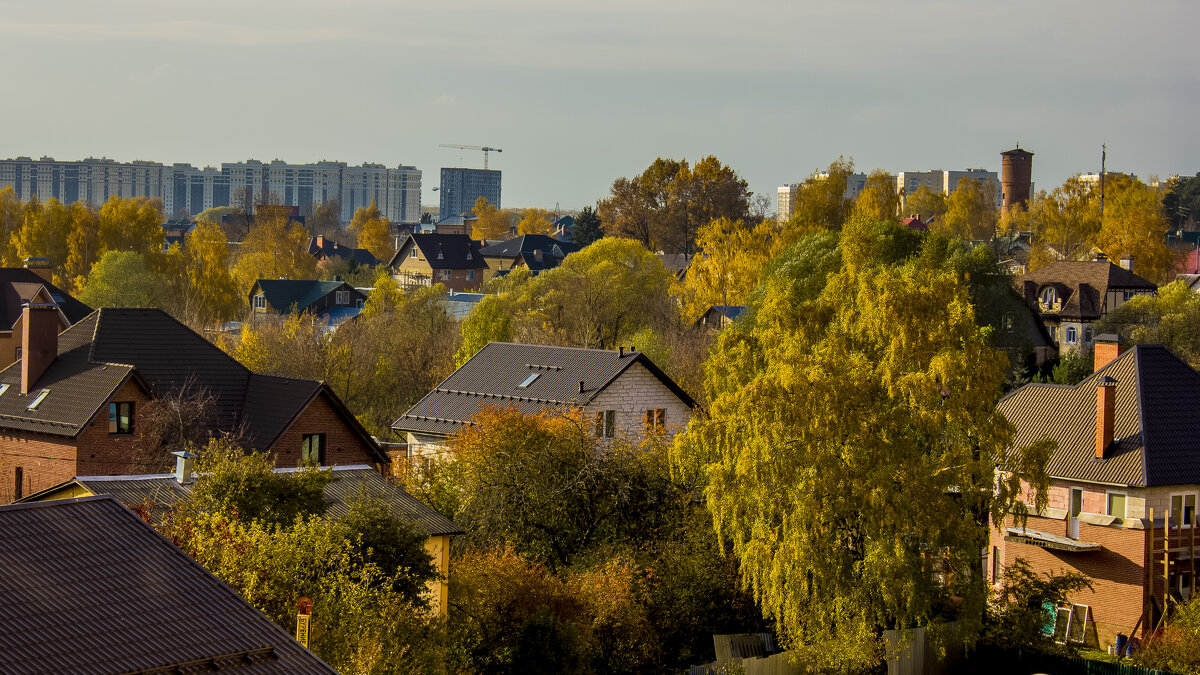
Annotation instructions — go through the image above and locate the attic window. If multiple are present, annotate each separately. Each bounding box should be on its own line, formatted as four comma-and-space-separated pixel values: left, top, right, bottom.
0, 384, 8, 396
437, 250, 444, 260
518, 373, 540, 388
466, 250, 473, 260
27, 389, 49, 411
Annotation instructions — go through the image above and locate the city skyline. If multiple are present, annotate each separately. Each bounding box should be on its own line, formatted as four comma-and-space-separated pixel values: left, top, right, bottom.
0, 1, 1195, 211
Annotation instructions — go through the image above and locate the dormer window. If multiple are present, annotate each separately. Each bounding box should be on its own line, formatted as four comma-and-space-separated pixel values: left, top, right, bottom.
1038, 286, 1061, 313
437, 248, 444, 260
466, 250, 473, 260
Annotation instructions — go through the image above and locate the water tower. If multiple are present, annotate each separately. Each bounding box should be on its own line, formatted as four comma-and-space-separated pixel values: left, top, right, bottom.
1001, 146, 1034, 213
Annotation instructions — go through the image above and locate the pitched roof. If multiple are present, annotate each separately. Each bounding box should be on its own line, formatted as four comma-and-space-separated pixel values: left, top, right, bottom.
307, 236, 379, 267
1015, 260, 1157, 321
0, 309, 386, 461
253, 279, 360, 314
709, 305, 746, 321
23, 466, 462, 537
478, 234, 580, 260
997, 345, 1200, 487
0, 268, 92, 329
0, 496, 336, 674
387, 234, 488, 270
392, 341, 696, 437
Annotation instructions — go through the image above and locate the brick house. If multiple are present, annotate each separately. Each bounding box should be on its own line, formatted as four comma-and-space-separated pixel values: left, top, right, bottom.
386, 233, 488, 292
0, 306, 387, 503
1015, 255, 1156, 354
392, 342, 697, 461
0, 260, 92, 367
478, 234, 580, 284
990, 335, 1200, 648
249, 278, 368, 325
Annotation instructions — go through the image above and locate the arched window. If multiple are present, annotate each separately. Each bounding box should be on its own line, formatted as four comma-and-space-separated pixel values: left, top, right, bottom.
1039, 286, 1058, 306
1066, 327, 1078, 344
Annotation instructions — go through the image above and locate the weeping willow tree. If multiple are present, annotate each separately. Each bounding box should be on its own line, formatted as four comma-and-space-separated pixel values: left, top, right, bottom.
672, 224, 1053, 671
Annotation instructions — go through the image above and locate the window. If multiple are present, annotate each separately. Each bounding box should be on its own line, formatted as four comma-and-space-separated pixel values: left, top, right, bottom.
335, 290, 348, 305
0, 384, 8, 396
1084, 327, 1094, 343
644, 408, 666, 433
1003, 313, 1014, 333
253, 294, 266, 310
109, 401, 134, 434
27, 389, 49, 411
13, 466, 22, 500
1048, 325, 1058, 341
436, 249, 444, 260
518, 373, 539, 388
992, 546, 1000, 583
1039, 286, 1058, 307
356, 299, 364, 309
1171, 493, 1197, 527
438, 269, 451, 281
594, 410, 615, 438
466, 269, 475, 281
409, 248, 418, 258
1107, 492, 1126, 523
466, 250, 474, 260
301, 434, 326, 465
1123, 290, 1134, 302
1066, 327, 1077, 344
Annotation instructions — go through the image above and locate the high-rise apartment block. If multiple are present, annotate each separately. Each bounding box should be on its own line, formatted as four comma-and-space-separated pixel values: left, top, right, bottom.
439, 168, 501, 218
777, 184, 801, 221
0, 156, 422, 224
896, 168, 1002, 209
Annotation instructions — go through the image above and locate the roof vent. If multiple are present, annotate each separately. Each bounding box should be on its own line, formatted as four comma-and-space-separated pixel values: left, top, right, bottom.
173, 450, 197, 484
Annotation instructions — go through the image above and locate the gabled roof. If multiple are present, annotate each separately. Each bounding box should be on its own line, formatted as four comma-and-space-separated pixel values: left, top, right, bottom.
998, 345, 1200, 487
22, 466, 462, 537
392, 341, 696, 437
478, 234, 580, 260
387, 234, 488, 270
252, 279, 362, 314
0, 309, 386, 461
707, 305, 746, 321
0, 496, 336, 674
1016, 260, 1157, 321
0, 268, 92, 329
307, 236, 379, 267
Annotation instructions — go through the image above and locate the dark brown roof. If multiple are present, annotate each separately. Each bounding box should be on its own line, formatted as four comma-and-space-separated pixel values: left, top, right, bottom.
386, 234, 488, 271
1015, 260, 1157, 321
0, 496, 336, 674
998, 345, 1200, 487
0, 268, 92, 329
393, 341, 696, 437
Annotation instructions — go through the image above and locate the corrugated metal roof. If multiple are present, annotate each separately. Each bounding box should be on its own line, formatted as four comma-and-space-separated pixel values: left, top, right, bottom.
998, 345, 1200, 487
0, 496, 336, 674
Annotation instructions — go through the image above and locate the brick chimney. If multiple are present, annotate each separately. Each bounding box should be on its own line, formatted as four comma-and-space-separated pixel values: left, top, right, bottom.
1093, 333, 1125, 372
23, 257, 52, 283
21, 303, 59, 394
1096, 376, 1117, 459
316, 234, 324, 249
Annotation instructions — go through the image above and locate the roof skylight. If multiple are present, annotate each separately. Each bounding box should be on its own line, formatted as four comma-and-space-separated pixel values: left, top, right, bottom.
517, 373, 540, 388
0, 384, 8, 396
27, 388, 49, 411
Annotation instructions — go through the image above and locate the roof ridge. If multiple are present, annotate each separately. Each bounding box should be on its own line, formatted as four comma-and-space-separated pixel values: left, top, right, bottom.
0, 493, 114, 512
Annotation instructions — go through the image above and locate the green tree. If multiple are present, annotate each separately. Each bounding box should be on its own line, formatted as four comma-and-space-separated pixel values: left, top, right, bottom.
671, 229, 1054, 671
455, 294, 513, 366
780, 157, 855, 247
572, 206, 603, 246
680, 217, 778, 320
1163, 173, 1200, 230
1095, 280, 1200, 368
1132, 595, 1200, 673
984, 558, 1092, 654
337, 495, 441, 602
77, 250, 161, 308
903, 183, 947, 222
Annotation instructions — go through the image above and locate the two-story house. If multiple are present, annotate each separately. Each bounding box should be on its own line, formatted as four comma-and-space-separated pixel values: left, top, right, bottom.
386, 234, 488, 293
249, 279, 368, 326
1015, 255, 1156, 353
392, 342, 697, 462
0, 306, 388, 502
991, 335, 1200, 648
0, 260, 92, 366
478, 234, 580, 283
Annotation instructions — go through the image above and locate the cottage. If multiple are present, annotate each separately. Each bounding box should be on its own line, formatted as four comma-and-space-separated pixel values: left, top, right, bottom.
307, 234, 380, 267
478, 234, 580, 283
249, 278, 368, 325
386, 233, 488, 292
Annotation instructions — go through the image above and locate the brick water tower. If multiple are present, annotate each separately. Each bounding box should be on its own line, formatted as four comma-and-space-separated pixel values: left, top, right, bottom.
1001, 146, 1034, 213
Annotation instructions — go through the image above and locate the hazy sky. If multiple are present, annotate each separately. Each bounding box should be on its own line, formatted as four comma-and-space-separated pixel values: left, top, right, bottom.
1, 0, 1196, 211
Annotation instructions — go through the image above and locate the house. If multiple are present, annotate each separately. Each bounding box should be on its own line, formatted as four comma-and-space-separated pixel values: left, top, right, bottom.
1014, 255, 1156, 353
553, 215, 575, 241
307, 234, 380, 268
392, 342, 697, 462
900, 214, 930, 231
1178, 273, 1200, 292
433, 214, 479, 236
479, 234, 580, 283
386, 233, 488, 292
0, 306, 388, 503
21, 461, 464, 616
0, 259, 92, 366
0, 495, 335, 674
249, 278, 368, 325
990, 336, 1200, 648
696, 305, 746, 329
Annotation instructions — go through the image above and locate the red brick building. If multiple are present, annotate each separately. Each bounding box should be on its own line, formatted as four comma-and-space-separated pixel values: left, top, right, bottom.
0, 306, 387, 503
991, 336, 1200, 649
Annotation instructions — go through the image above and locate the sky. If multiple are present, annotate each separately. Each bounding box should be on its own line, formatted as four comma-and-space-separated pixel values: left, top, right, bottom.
1, 0, 1196, 212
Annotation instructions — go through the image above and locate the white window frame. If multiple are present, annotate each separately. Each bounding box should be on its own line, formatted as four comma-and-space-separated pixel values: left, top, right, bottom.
1170, 492, 1197, 528
409, 248, 418, 258
1066, 326, 1077, 344
253, 294, 266, 310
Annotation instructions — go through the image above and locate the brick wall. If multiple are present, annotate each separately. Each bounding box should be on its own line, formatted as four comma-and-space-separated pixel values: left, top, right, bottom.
0, 432, 77, 504
268, 392, 380, 468
585, 361, 693, 443
75, 380, 154, 477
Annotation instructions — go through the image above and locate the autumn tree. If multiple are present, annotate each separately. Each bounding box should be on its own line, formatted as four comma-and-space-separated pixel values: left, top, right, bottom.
471, 197, 513, 241
902, 183, 947, 222
356, 213, 394, 262
598, 156, 750, 254
572, 205, 603, 246
347, 200, 382, 241
0, 187, 22, 266
307, 199, 343, 240
850, 169, 900, 224
935, 177, 999, 241
13, 197, 72, 285
1095, 280, 1200, 368
671, 228, 1054, 671
160, 220, 241, 327
780, 157, 854, 243
680, 217, 779, 320
1093, 175, 1175, 282
77, 250, 162, 308
97, 195, 166, 259
231, 209, 317, 293
517, 207, 556, 236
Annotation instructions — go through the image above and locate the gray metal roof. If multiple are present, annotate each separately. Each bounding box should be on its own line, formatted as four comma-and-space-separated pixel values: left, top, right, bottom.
0, 496, 336, 674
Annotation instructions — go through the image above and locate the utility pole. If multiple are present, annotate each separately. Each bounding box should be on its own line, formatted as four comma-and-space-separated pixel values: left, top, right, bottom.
1100, 143, 1107, 221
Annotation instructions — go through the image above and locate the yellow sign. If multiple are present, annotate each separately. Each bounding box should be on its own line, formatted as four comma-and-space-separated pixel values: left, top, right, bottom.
296, 613, 310, 647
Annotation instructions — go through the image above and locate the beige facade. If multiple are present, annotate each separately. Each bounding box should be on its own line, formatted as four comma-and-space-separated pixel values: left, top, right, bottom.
583, 361, 694, 442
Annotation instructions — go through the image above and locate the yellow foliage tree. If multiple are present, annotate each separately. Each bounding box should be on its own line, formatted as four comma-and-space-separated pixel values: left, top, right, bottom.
1094, 176, 1175, 283
232, 210, 317, 293
517, 208, 555, 236
472, 197, 512, 241
901, 183, 946, 222
357, 215, 394, 262
347, 200, 382, 241
935, 177, 998, 240
780, 157, 854, 244
681, 217, 779, 320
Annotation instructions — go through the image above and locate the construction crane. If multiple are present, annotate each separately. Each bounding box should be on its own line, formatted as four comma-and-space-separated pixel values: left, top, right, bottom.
438, 144, 503, 170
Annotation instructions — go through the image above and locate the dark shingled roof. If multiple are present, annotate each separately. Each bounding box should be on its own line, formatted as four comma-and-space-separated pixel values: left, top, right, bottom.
307, 236, 379, 267
0, 309, 386, 462
998, 345, 1200, 487
1015, 260, 1157, 322
387, 234, 488, 271
0, 268, 92, 329
392, 341, 696, 438
22, 466, 462, 537
479, 234, 580, 259
0, 496, 336, 674
252, 279, 365, 316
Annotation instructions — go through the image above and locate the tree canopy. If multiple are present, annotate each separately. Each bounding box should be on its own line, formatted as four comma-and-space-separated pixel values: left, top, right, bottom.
1095, 280, 1200, 368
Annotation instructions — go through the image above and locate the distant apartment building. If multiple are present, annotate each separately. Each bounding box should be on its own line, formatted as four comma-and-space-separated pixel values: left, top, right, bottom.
777, 172, 874, 221
897, 168, 1003, 209
439, 168, 501, 218
0, 156, 422, 224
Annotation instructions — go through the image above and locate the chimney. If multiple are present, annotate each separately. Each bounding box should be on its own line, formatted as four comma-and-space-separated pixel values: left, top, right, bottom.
172, 450, 197, 484
21, 303, 59, 394
1094, 252, 1109, 263
23, 257, 52, 283
1119, 254, 1133, 272
578, 380, 585, 394
316, 234, 324, 249
1093, 333, 1125, 372
619, 346, 624, 357
1096, 376, 1117, 459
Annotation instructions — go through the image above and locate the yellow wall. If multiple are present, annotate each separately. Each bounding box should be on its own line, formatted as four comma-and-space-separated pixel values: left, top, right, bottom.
424, 534, 452, 616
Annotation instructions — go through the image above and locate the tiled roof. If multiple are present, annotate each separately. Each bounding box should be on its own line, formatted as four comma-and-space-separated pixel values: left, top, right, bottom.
307, 237, 379, 267
997, 345, 1200, 487
253, 279, 363, 315
25, 466, 462, 537
387, 234, 488, 271
0, 496, 336, 674
392, 341, 695, 437
1015, 260, 1157, 321
0, 268, 92, 329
